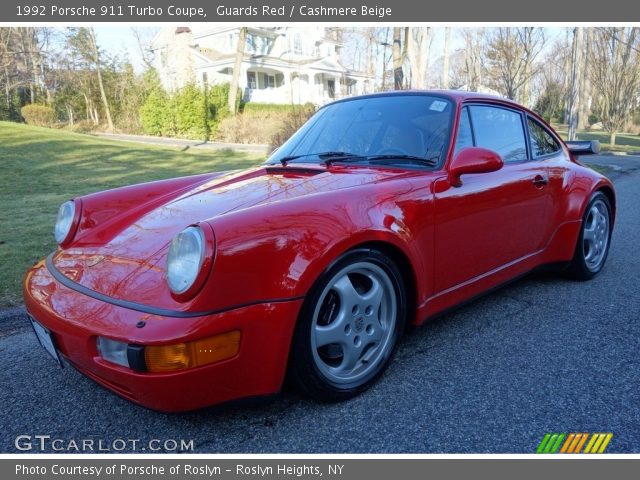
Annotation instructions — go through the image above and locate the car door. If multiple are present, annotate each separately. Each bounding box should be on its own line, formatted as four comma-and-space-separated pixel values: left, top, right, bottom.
433, 104, 554, 294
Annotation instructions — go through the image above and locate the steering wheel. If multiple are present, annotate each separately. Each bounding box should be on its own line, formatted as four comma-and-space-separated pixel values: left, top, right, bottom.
375, 147, 410, 156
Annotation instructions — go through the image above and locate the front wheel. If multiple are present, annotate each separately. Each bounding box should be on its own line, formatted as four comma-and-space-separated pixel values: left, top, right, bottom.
565, 191, 613, 280
288, 249, 407, 401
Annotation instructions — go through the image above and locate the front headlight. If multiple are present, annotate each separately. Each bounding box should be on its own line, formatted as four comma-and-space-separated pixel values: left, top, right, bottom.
54, 200, 76, 245
166, 226, 206, 295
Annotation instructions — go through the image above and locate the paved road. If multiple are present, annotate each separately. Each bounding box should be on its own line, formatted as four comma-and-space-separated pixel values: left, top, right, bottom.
1, 156, 639, 453
94, 132, 270, 154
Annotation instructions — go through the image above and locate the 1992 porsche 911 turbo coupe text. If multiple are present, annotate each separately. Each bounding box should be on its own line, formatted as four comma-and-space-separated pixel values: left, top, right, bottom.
24, 91, 615, 412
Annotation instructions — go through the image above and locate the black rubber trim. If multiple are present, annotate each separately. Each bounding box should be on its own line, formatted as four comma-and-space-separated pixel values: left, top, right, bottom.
46, 253, 304, 318
127, 344, 147, 372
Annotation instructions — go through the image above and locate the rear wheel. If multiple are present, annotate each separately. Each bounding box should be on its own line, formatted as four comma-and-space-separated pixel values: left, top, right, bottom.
565, 191, 612, 280
288, 249, 406, 401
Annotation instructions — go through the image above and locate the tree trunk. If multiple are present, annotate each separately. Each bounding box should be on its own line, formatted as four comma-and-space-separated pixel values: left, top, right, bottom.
228, 27, 247, 116
88, 28, 114, 132
392, 27, 404, 90
442, 27, 451, 89
66, 104, 74, 126
610, 131, 616, 146
578, 28, 593, 130
567, 27, 584, 141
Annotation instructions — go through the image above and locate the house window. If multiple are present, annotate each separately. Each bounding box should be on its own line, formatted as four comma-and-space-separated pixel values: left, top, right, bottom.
294, 34, 303, 55
266, 75, 276, 89
328, 79, 335, 98
247, 71, 257, 89
202, 72, 208, 85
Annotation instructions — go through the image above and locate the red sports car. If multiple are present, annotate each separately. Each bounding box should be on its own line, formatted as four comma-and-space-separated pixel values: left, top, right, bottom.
24, 91, 615, 412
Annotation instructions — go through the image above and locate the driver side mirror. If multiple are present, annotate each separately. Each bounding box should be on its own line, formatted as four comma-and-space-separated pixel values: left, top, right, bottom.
448, 147, 504, 187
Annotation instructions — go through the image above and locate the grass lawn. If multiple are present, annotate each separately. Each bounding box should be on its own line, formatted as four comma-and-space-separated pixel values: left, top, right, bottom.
554, 126, 640, 153
0, 122, 264, 308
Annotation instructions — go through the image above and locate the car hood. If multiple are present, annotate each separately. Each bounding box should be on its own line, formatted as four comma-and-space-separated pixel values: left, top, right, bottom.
51, 165, 407, 310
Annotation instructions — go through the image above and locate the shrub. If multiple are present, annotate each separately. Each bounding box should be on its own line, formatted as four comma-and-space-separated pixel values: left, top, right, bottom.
242, 103, 314, 114
140, 87, 175, 136
174, 83, 208, 140
140, 82, 246, 140
207, 83, 237, 136
20, 104, 56, 127
215, 104, 315, 149
63, 120, 95, 134
268, 104, 315, 152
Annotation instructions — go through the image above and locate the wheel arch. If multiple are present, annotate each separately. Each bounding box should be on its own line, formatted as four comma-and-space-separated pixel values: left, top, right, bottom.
596, 185, 616, 226
298, 237, 421, 328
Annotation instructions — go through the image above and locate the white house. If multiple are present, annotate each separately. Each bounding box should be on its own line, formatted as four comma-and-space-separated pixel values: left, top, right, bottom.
151, 26, 373, 105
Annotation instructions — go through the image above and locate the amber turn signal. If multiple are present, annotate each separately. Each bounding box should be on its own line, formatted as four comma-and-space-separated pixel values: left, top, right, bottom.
144, 330, 241, 372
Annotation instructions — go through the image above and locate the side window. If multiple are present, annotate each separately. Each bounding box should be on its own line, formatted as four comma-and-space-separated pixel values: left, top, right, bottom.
468, 106, 527, 162
528, 118, 561, 158
454, 107, 474, 155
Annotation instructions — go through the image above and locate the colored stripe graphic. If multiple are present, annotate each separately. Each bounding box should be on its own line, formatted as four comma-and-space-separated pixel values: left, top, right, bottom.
536, 434, 551, 454
560, 433, 576, 453
537, 433, 612, 453
572, 433, 589, 453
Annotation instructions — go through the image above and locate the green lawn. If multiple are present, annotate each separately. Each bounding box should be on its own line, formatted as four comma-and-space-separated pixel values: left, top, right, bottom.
0, 122, 264, 308
554, 126, 640, 153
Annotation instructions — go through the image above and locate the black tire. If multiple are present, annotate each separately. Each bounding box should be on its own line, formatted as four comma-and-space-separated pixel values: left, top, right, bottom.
288, 248, 407, 402
565, 191, 612, 280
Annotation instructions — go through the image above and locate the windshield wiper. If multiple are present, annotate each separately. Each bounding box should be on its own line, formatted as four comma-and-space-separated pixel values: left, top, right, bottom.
276, 151, 361, 166
325, 154, 438, 167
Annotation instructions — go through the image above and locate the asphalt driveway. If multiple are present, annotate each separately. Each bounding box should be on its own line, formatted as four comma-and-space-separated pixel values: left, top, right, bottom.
1, 155, 639, 453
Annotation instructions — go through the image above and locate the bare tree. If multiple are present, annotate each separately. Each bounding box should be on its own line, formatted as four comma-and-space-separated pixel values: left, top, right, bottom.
87, 28, 113, 131
460, 28, 483, 91
442, 27, 451, 89
578, 28, 594, 130
567, 27, 584, 140
228, 27, 247, 115
406, 28, 433, 89
131, 27, 158, 70
590, 27, 640, 145
485, 27, 545, 101
392, 27, 404, 90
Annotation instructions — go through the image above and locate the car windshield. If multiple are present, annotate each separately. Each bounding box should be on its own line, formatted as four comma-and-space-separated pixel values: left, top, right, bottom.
267, 94, 454, 168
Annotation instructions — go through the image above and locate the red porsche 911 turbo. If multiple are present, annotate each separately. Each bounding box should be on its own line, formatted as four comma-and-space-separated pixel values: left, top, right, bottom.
24, 91, 615, 412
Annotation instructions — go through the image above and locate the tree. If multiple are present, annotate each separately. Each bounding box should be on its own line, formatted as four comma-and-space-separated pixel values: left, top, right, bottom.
228, 27, 247, 116
460, 28, 484, 91
567, 27, 584, 140
87, 28, 114, 131
485, 27, 544, 102
589, 27, 640, 146
67, 28, 114, 131
406, 28, 433, 89
442, 27, 451, 89
392, 28, 407, 90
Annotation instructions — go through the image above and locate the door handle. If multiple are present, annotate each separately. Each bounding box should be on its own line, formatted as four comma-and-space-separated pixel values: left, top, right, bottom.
532, 175, 548, 188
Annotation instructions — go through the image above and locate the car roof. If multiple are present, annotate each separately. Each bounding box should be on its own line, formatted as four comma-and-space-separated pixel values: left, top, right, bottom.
325, 89, 515, 107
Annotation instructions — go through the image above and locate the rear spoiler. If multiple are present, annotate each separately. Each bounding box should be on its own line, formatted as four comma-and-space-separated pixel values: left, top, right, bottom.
565, 140, 601, 155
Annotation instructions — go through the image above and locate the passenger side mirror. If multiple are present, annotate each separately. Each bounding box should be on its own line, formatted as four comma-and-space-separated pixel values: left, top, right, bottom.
449, 147, 504, 187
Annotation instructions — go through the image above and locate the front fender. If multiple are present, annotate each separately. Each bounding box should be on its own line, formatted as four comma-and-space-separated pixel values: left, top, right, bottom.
196, 179, 432, 312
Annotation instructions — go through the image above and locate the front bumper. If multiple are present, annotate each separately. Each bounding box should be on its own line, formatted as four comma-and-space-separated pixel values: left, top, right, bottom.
23, 258, 303, 412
